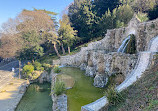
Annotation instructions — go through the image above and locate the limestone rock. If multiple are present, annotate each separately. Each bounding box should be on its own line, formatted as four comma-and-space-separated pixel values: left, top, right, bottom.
93, 74, 108, 88
85, 66, 96, 77
79, 63, 87, 70
38, 71, 50, 83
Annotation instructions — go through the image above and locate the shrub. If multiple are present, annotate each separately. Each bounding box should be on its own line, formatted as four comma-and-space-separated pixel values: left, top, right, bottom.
22, 65, 34, 78
53, 65, 61, 73
33, 61, 44, 71
42, 63, 52, 73
53, 80, 66, 96
136, 12, 149, 22
105, 86, 124, 105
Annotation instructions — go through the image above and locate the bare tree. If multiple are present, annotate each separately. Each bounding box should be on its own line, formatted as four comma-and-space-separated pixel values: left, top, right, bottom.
0, 33, 22, 58
17, 9, 55, 33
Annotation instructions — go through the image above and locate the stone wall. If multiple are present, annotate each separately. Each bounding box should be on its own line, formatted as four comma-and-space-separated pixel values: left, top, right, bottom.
61, 50, 138, 87
51, 71, 67, 111
60, 18, 158, 87
60, 18, 158, 59
59, 16, 158, 111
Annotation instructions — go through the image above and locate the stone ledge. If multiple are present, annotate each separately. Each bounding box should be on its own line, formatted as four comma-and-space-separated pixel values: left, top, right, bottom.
81, 96, 108, 111
51, 71, 67, 111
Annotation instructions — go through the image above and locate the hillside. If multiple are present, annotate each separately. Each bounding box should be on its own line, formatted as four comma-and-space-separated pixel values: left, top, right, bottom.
107, 56, 158, 111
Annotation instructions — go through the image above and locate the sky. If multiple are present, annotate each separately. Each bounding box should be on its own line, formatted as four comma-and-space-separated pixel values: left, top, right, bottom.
0, 0, 74, 29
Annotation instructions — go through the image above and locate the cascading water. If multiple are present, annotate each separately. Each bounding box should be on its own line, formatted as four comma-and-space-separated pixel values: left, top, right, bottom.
117, 35, 131, 53
117, 35, 158, 92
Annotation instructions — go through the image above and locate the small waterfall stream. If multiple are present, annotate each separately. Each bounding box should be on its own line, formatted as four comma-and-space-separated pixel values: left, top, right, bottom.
117, 36, 158, 92
117, 35, 131, 53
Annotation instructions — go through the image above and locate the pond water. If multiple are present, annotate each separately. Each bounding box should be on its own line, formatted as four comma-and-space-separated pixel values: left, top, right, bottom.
15, 82, 52, 111
61, 67, 104, 111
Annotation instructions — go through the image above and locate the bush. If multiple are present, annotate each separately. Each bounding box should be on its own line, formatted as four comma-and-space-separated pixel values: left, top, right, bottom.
42, 63, 52, 73
53, 65, 61, 73
53, 80, 66, 96
105, 86, 124, 105
33, 61, 44, 71
22, 65, 34, 78
136, 12, 149, 22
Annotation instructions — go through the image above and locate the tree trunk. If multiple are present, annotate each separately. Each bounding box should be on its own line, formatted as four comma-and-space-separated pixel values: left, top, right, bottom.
68, 46, 71, 54
54, 43, 60, 57
61, 43, 66, 55
19, 60, 21, 79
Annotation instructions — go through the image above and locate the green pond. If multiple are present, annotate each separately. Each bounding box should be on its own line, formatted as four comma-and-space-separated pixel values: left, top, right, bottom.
61, 67, 104, 111
16, 82, 52, 111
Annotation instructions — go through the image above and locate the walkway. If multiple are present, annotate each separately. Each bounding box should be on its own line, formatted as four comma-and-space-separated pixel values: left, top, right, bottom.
0, 78, 27, 111
0, 60, 28, 111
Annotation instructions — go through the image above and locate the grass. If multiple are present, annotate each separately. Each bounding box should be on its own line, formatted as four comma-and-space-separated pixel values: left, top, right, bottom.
105, 86, 124, 106
106, 62, 158, 111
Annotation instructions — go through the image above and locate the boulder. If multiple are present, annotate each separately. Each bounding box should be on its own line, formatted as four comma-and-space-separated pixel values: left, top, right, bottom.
85, 66, 96, 77
93, 74, 108, 88
79, 63, 87, 71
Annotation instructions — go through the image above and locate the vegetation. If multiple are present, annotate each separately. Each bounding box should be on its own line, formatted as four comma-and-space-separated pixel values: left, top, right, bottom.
22, 64, 34, 78
105, 86, 124, 105
107, 60, 158, 111
58, 14, 78, 54
0, 1, 157, 60
33, 61, 44, 71
68, 0, 158, 43
136, 12, 149, 22
125, 34, 136, 54
42, 63, 52, 74
53, 80, 66, 96
53, 65, 61, 73
22, 60, 52, 79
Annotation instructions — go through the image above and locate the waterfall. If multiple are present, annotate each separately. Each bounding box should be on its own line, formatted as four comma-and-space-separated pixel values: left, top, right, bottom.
117, 36, 158, 92
117, 35, 131, 53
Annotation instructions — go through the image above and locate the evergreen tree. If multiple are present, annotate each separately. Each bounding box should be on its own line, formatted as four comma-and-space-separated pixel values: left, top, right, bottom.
93, 0, 120, 17
58, 14, 77, 54
115, 4, 134, 25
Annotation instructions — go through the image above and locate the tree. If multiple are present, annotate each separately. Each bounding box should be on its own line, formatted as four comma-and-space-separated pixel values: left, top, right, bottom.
115, 4, 134, 25
0, 9, 57, 60
68, 0, 99, 42
21, 30, 42, 48
136, 12, 149, 22
45, 31, 61, 57
93, 0, 120, 17
0, 33, 22, 58
17, 9, 55, 33
99, 9, 114, 35
58, 14, 77, 54
17, 45, 44, 62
